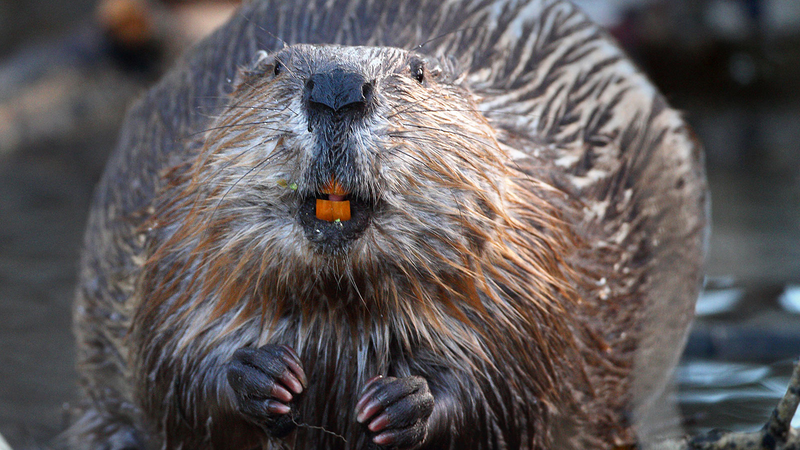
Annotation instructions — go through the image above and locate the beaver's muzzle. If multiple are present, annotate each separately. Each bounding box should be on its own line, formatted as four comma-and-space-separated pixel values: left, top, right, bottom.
297, 68, 377, 253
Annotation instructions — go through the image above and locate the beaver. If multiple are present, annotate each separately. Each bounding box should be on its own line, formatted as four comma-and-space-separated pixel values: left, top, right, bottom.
67, 0, 708, 449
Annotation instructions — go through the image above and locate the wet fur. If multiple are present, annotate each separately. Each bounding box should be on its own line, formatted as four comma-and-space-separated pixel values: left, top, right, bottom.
68, 1, 707, 449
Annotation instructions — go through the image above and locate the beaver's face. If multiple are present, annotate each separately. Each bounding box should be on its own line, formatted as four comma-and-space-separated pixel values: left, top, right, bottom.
195, 44, 507, 277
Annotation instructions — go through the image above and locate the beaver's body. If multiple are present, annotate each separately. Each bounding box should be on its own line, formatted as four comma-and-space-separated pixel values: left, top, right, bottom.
69, 1, 707, 449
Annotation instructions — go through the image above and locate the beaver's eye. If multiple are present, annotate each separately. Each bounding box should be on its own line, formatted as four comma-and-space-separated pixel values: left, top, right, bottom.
274, 61, 283, 77
410, 59, 425, 84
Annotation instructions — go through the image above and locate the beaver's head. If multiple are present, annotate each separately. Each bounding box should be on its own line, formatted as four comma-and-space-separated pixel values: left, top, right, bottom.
184, 44, 509, 270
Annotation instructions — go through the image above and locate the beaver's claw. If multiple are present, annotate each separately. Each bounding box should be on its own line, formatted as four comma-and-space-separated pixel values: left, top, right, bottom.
226, 344, 306, 438
355, 375, 434, 449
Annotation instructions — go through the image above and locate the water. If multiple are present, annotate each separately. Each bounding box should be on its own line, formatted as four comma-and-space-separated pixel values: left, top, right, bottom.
678, 359, 799, 434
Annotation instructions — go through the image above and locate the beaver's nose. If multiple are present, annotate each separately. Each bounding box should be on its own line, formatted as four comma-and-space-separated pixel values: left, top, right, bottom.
306, 69, 372, 115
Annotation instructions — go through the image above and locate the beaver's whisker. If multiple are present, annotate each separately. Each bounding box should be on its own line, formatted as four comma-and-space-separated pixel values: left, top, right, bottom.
189, 122, 292, 138
194, 95, 244, 102
235, 98, 300, 118
397, 108, 557, 122
183, 145, 270, 220
380, 146, 429, 168
390, 108, 480, 115
388, 129, 493, 152
239, 11, 289, 50
194, 106, 288, 122
385, 88, 450, 112
198, 135, 285, 185
219, 105, 289, 113
411, 26, 487, 52
190, 134, 273, 186
275, 54, 303, 80
264, 146, 295, 164
399, 123, 496, 148
275, 102, 301, 118
386, 91, 449, 118
208, 158, 272, 223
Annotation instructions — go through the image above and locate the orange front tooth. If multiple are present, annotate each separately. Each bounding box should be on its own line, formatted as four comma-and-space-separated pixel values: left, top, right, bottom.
316, 199, 334, 222
316, 199, 351, 222
332, 201, 351, 221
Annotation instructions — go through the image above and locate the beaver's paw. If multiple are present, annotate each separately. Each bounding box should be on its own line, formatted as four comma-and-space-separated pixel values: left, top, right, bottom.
355, 375, 434, 449
226, 344, 306, 438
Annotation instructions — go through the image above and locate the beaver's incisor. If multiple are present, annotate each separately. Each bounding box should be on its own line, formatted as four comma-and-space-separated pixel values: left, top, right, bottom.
68, 1, 708, 449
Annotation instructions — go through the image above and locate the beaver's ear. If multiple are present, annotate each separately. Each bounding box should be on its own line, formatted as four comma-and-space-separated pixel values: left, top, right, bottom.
231, 50, 275, 92
428, 55, 462, 84
251, 50, 273, 73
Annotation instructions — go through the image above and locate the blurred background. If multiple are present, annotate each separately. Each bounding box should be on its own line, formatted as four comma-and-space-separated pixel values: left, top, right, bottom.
0, 0, 798, 448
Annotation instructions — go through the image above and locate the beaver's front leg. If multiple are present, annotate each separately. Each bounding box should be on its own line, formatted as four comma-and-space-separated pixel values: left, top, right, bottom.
226, 344, 307, 438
